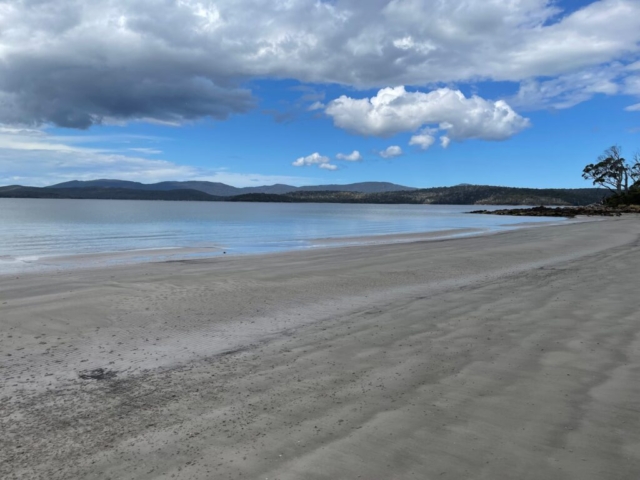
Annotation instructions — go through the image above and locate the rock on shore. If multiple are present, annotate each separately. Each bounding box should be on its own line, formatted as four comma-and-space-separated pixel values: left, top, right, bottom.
469, 205, 640, 218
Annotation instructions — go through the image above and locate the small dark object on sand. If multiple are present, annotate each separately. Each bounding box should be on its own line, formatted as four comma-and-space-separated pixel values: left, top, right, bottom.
78, 368, 118, 381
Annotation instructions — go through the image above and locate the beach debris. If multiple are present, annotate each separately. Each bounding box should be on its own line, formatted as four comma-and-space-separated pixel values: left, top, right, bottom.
78, 368, 118, 381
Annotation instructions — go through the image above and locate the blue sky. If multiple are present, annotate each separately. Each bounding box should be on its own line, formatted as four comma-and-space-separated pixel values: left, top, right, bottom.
0, 0, 639, 188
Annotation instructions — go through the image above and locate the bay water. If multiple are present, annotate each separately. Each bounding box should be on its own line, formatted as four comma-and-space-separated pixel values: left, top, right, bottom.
0, 198, 559, 274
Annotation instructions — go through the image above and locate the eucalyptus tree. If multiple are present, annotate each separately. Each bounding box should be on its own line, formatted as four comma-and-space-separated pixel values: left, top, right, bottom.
582, 146, 639, 194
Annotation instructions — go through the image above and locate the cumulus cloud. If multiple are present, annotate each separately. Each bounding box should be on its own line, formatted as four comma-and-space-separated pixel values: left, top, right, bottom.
0, 59, 254, 129
326, 86, 530, 142
319, 163, 338, 171
409, 128, 437, 150
440, 136, 451, 149
380, 146, 403, 159
292, 152, 338, 170
0, 0, 639, 128
625, 103, 640, 112
292, 153, 330, 167
336, 151, 363, 162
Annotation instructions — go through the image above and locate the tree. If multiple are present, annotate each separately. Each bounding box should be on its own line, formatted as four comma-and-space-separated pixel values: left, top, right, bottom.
582, 145, 634, 194
632, 151, 640, 188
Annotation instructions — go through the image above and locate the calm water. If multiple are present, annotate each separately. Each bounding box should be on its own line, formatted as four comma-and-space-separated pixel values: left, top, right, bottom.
0, 199, 558, 274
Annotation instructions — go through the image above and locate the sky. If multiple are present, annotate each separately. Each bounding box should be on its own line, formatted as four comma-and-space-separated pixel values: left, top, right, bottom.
0, 0, 639, 189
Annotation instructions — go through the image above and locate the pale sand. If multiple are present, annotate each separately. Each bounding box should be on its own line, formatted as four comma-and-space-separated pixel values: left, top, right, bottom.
2, 217, 640, 479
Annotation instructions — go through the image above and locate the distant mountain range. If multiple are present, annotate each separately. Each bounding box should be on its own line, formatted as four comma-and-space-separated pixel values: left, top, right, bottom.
0, 180, 609, 206
0, 185, 221, 201
48, 179, 416, 196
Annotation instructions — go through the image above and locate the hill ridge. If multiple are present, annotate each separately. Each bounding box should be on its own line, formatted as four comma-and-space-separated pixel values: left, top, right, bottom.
1, 183, 609, 206
48, 179, 416, 196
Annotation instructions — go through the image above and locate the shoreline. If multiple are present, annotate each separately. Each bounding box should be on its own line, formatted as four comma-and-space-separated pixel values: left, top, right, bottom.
470, 204, 640, 217
0, 217, 579, 279
1, 228, 482, 278
0, 219, 598, 392
3, 216, 640, 478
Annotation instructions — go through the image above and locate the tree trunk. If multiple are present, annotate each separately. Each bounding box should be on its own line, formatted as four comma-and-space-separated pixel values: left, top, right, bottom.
624, 170, 629, 193
617, 162, 624, 194
617, 172, 622, 194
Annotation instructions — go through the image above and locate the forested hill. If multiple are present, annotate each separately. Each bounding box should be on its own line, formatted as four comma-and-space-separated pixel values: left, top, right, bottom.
47, 179, 415, 196
228, 186, 607, 206
0, 186, 221, 201
0, 184, 607, 205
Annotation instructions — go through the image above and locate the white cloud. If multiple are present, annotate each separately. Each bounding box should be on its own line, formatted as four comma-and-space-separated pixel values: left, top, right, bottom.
0, 127, 313, 187
336, 150, 363, 162
308, 101, 326, 111
292, 152, 330, 167
625, 103, 640, 112
624, 75, 640, 96
440, 136, 451, 149
1, 0, 640, 127
380, 146, 403, 159
326, 86, 530, 142
292, 152, 338, 171
319, 163, 338, 171
409, 128, 436, 150
510, 65, 624, 110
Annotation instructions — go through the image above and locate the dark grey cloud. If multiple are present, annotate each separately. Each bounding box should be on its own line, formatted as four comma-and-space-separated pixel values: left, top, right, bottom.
0, 0, 639, 129
0, 45, 254, 128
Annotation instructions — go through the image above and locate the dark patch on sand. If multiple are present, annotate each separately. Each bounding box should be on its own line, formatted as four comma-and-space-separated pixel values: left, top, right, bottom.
78, 368, 118, 381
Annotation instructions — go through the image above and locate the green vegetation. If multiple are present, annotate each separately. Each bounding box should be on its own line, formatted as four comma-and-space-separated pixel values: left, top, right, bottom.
606, 187, 640, 207
470, 146, 640, 218
226, 185, 605, 205
0, 186, 221, 201
0, 184, 608, 206
582, 145, 640, 205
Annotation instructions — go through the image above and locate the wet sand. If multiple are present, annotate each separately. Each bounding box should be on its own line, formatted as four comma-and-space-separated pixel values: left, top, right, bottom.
2, 217, 640, 479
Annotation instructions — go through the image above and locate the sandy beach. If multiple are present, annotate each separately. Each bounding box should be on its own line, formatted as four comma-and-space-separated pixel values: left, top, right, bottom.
2, 217, 640, 479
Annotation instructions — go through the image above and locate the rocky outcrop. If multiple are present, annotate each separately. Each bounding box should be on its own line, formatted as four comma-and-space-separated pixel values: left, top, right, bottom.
469, 205, 640, 218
